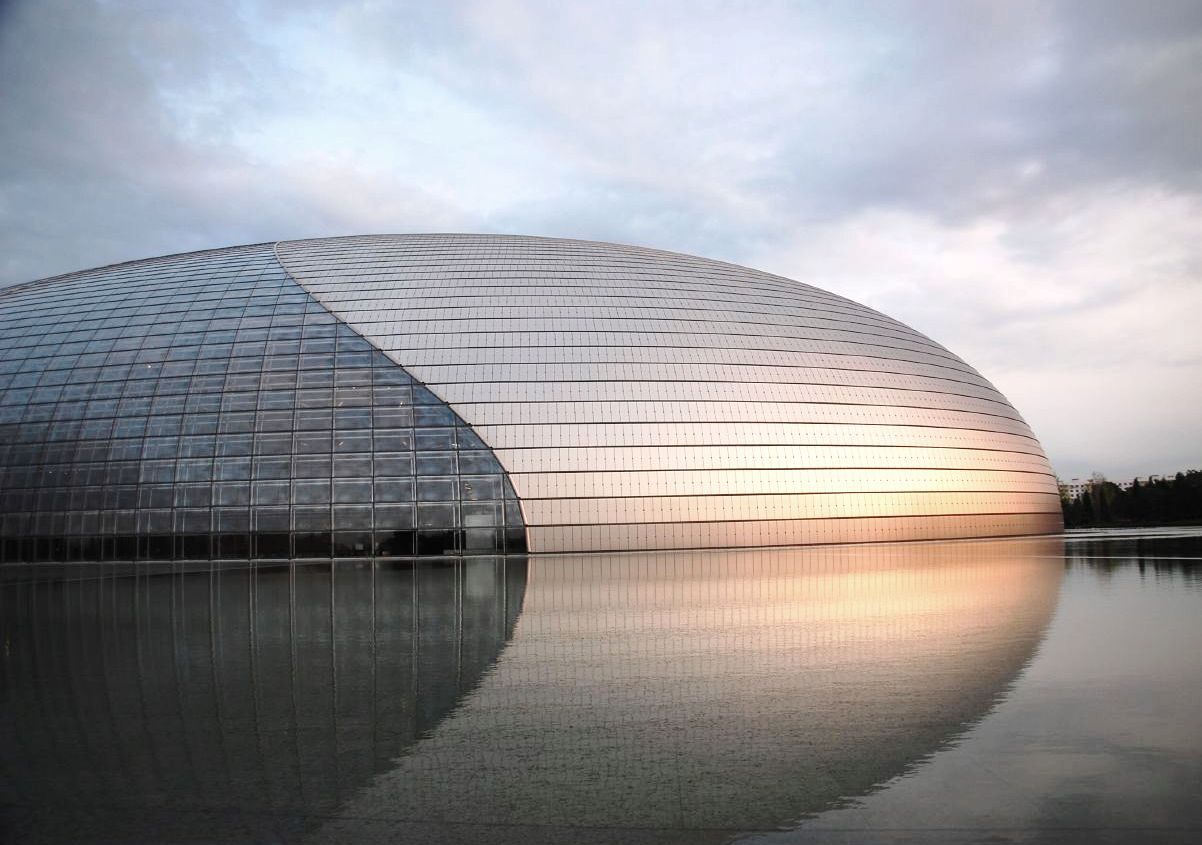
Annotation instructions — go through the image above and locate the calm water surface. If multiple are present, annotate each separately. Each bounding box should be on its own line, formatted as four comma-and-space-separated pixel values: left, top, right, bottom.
2, 528, 1200, 844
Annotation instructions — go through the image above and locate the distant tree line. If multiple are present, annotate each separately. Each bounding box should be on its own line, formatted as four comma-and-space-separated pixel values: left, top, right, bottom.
1061, 470, 1202, 528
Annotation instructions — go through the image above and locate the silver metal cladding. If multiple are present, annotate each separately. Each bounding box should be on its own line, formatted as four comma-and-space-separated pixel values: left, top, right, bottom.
275, 234, 1062, 553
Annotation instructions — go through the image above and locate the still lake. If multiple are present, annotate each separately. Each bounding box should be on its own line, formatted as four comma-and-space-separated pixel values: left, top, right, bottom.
2, 527, 1200, 844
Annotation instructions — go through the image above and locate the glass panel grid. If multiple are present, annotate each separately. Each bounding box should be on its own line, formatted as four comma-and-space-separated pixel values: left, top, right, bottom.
0, 244, 524, 562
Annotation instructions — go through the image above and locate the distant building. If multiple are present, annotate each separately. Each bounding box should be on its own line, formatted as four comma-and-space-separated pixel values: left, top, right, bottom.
1059, 474, 1168, 500
1059, 479, 1092, 499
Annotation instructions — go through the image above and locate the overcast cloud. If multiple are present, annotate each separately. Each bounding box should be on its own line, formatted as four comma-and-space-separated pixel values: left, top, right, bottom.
1, 0, 1198, 479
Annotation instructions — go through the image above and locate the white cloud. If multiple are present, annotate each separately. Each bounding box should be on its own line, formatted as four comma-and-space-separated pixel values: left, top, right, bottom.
753, 184, 1202, 478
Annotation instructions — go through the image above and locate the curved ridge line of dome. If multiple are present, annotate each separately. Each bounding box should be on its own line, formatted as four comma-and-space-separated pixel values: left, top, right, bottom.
271, 232, 933, 339
5, 231, 958, 384
274, 233, 982, 381
0, 241, 279, 298
3, 233, 929, 359
274, 232, 923, 334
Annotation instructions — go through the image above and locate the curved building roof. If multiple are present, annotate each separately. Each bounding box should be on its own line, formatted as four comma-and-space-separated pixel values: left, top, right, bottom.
0, 234, 1061, 560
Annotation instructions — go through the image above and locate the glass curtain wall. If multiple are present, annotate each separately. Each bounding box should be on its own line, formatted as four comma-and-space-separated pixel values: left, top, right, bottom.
0, 245, 524, 562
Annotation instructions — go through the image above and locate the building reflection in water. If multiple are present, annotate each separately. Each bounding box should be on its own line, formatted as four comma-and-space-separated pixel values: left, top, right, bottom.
1, 537, 1063, 844
0, 557, 528, 842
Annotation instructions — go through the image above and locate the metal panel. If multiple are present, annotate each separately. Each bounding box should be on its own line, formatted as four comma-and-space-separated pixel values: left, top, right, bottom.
275, 235, 1062, 551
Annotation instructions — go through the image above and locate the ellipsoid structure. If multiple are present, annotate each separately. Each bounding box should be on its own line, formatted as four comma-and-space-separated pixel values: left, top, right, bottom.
0, 234, 1062, 560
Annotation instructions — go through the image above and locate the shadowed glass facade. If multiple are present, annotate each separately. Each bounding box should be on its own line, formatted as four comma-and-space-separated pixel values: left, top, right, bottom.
0, 244, 524, 562
1, 234, 1060, 560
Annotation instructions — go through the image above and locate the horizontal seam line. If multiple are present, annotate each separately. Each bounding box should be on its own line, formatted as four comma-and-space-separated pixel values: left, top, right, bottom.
520, 491, 1063, 500
527, 510, 1062, 526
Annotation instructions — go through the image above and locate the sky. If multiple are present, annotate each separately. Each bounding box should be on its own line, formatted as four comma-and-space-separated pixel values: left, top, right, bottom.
1, 0, 1199, 481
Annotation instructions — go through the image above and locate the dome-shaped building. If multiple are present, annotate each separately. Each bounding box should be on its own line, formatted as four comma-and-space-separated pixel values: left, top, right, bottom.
0, 235, 1061, 560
